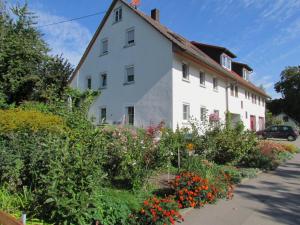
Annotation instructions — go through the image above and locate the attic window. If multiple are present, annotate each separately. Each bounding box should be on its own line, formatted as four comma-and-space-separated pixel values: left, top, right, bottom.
114, 7, 122, 23
243, 69, 250, 81
221, 54, 232, 70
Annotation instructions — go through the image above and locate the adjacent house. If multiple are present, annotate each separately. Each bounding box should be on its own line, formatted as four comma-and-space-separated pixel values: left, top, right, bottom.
274, 112, 300, 130
69, 0, 269, 131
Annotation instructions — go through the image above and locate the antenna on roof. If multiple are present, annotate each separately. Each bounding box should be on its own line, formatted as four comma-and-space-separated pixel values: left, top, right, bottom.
130, 0, 140, 9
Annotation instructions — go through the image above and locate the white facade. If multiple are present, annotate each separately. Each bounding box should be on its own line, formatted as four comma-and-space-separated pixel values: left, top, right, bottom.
70, 0, 267, 131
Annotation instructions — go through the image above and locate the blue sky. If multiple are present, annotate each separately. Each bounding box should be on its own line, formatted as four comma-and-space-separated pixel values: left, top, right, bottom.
9, 0, 300, 98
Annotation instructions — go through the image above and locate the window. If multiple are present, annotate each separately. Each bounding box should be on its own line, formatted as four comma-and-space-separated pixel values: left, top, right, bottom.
200, 107, 206, 121
245, 111, 248, 119
214, 110, 220, 117
101, 39, 108, 55
126, 106, 134, 125
100, 73, 107, 88
230, 84, 234, 96
243, 69, 250, 81
182, 63, 189, 80
100, 108, 106, 124
241, 101, 244, 109
114, 7, 122, 23
251, 94, 254, 103
125, 66, 135, 83
213, 78, 218, 90
199, 71, 205, 86
221, 54, 232, 70
254, 95, 257, 104
235, 86, 239, 97
126, 28, 135, 46
183, 104, 190, 121
87, 77, 92, 89
258, 96, 261, 105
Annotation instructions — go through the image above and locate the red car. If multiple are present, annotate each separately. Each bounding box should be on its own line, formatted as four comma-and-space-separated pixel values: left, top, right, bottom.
256, 125, 299, 141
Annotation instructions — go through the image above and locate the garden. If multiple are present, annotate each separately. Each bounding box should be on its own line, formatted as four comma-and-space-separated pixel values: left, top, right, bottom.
0, 91, 298, 225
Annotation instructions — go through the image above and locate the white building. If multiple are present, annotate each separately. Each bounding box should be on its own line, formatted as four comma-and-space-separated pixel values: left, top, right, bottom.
69, 0, 269, 131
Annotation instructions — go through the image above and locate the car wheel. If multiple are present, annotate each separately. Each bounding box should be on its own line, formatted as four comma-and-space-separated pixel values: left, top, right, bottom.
287, 135, 295, 141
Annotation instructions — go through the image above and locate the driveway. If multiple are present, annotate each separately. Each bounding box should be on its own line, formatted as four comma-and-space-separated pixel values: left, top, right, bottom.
179, 139, 300, 225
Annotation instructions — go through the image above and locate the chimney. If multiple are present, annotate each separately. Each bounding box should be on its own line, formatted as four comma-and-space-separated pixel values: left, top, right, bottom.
151, 8, 160, 22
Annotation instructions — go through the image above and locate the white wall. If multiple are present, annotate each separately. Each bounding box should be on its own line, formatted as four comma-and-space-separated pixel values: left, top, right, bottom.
172, 54, 227, 130
71, 1, 173, 128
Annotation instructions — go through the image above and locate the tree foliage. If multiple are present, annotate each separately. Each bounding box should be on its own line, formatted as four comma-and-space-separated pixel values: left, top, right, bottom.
0, 2, 73, 105
267, 66, 300, 123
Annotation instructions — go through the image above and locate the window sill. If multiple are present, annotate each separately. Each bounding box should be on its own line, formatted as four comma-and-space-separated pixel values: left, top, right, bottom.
200, 84, 206, 88
123, 81, 135, 86
99, 86, 107, 90
112, 20, 122, 25
213, 88, 219, 92
99, 52, 108, 57
124, 43, 135, 48
182, 78, 190, 83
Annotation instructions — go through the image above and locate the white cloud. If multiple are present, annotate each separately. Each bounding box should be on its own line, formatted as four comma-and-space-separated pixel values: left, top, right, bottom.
35, 10, 92, 66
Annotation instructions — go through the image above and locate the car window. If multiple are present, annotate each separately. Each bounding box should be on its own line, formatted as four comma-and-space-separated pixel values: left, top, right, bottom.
270, 126, 278, 132
283, 126, 290, 131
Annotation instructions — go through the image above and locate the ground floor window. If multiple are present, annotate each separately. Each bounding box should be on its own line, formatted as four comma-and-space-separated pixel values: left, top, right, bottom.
200, 107, 207, 122
126, 106, 134, 125
100, 107, 106, 124
183, 104, 190, 121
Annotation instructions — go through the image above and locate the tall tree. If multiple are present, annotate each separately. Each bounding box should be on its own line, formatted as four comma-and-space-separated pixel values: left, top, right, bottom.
0, 2, 73, 105
271, 66, 300, 123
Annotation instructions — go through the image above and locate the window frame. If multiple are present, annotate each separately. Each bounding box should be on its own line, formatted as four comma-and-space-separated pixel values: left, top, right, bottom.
113, 6, 122, 23
200, 106, 207, 122
125, 65, 135, 84
199, 71, 206, 87
183, 103, 190, 121
182, 63, 189, 81
100, 73, 108, 89
87, 77, 92, 89
221, 53, 232, 70
125, 27, 135, 47
100, 107, 107, 124
126, 106, 135, 125
100, 38, 108, 56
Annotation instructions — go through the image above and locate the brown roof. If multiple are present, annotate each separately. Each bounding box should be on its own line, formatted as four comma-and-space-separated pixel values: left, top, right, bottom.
70, 0, 269, 98
191, 41, 237, 58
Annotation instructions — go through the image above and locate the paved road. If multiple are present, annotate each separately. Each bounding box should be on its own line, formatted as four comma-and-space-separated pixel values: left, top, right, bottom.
179, 139, 300, 225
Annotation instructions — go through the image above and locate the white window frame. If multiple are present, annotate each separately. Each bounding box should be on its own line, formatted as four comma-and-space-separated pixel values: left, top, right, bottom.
125, 27, 135, 47
213, 77, 218, 91
183, 103, 190, 121
125, 65, 135, 84
221, 53, 232, 70
87, 76, 92, 89
99, 107, 107, 124
125, 106, 135, 125
243, 68, 250, 81
182, 63, 189, 81
113, 6, 122, 23
101, 38, 108, 55
100, 73, 107, 89
200, 106, 207, 122
199, 71, 206, 87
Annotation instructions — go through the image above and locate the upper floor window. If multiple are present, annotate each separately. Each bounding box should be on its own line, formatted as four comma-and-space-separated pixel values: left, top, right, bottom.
125, 65, 135, 84
213, 78, 218, 91
221, 54, 232, 70
126, 28, 135, 46
101, 39, 108, 55
114, 7, 122, 23
199, 71, 205, 86
87, 77, 92, 89
243, 69, 250, 81
182, 63, 189, 80
183, 103, 190, 121
235, 86, 239, 97
230, 83, 234, 96
100, 73, 107, 88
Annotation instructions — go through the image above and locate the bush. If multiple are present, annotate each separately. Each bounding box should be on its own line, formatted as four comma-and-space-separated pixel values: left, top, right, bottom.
282, 143, 298, 153
132, 197, 183, 225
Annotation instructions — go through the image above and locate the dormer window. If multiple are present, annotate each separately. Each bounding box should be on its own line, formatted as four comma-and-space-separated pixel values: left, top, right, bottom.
114, 7, 122, 23
221, 54, 232, 70
243, 69, 250, 81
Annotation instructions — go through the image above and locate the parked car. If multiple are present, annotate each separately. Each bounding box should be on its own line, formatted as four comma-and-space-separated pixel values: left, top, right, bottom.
256, 125, 299, 141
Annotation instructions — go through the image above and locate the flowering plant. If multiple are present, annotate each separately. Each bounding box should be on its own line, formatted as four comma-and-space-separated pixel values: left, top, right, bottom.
172, 172, 217, 208
209, 113, 220, 122
133, 197, 184, 225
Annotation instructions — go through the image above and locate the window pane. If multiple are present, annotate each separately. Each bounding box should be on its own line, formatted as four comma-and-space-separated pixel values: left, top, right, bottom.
200, 107, 206, 121
127, 107, 134, 125
100, 108, 106, 123
87, 78, 92, 89
127, 29, 134, 44
200, 72, 205, 85
213, 78, 218, 89
102, 40, 108, 54
126, 67, 134, 82
101, 74, 107, 87
182, 64, 188, 79
183, 104, 190, 120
